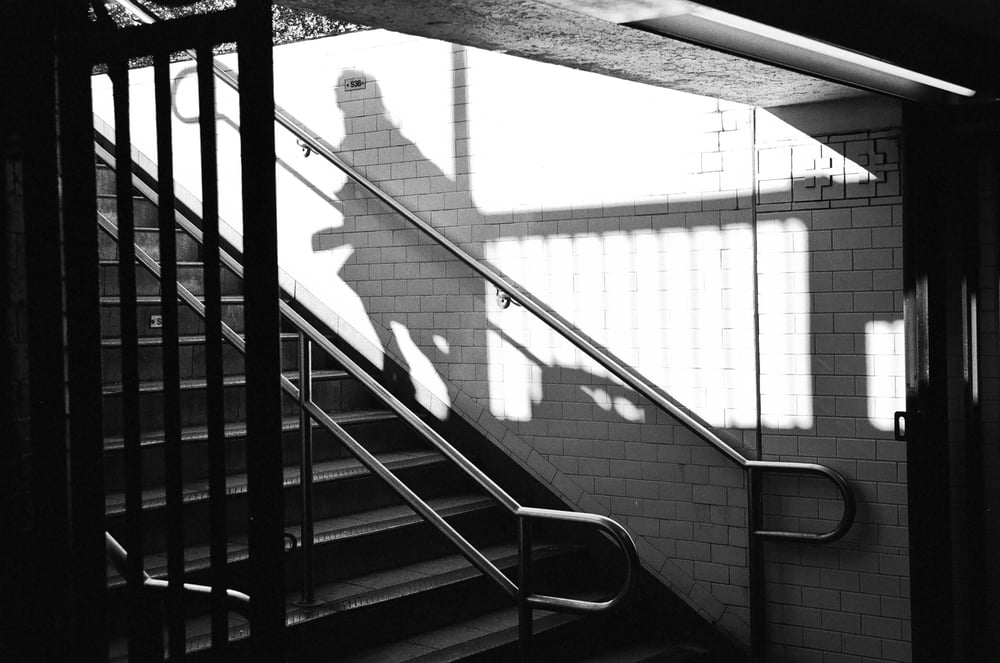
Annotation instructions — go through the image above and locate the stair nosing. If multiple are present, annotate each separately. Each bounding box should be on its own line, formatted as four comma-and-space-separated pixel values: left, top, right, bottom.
107, 494, 499, 589
104, 447, 439, 516
103, 409, 398, 451
132, 544, 573, 660
100, 295, 244, 305
285, 543, 570, 626
101, 369, 350, 395
352, 609, 577, 663
99, 259, 213, 267
100, 331, 298, 347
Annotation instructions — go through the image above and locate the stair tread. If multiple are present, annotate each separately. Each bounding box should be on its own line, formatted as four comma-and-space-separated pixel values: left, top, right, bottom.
284, 541, 567, 625
103, 409, 397, 451
101, 331, 298, 347
110, 543, 574, 661
105, 446, 438, 514
102, 369, 349, 395
339, 608, 573, 663
96, 192, 149, 200
107, 493, 498, 587
338, 601, 704, 663
577, 640, 711, 663
100, 295, 244, 304
99, 259, 210, 267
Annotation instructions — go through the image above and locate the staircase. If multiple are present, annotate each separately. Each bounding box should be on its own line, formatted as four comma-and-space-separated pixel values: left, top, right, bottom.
96, 153, 740, 662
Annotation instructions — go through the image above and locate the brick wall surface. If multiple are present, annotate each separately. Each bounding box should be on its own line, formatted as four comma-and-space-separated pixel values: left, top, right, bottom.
91, 30, 910, 660
754, 113, 909, 662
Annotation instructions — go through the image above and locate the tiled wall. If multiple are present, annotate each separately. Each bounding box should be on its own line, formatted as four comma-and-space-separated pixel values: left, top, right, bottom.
91, 30, 910, 660
753, 113, 909, 662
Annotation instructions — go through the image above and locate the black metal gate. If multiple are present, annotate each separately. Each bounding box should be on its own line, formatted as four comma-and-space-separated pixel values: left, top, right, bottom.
53, 2, 282, 660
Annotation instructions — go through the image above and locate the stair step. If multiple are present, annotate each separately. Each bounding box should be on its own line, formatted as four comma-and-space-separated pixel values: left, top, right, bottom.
100, 295, 245, 305
105, 447, 438, 515
97, 194, 159, 228
338, 608, 576, 663
93, 160, 682, 663
340, 604, 711, 663
101, 332, 298, 347
110, 544, 574, 662
99, 259, 244, 298
101, 368, 362, 436
108, 494, 499, 590
99, 226, 202, 261
283, 543, 578, 659
578, 641, 711, 663
100, 296, 247, 338
103, 410, 398, 453
102, 369, 349, 395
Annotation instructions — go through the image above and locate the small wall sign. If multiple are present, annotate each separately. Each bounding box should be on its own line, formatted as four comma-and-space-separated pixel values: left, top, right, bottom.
149, 314, 163, 329
343, 76, 366, 92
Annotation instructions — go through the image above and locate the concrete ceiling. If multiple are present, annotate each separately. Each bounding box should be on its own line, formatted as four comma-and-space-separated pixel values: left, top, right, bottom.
279, 0, 866, 107
279, 0, 999, 107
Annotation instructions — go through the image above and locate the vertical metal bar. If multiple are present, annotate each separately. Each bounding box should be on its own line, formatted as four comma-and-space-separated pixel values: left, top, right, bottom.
198, 42, 230, 651
518, 516, 533, 663
20, 2, 71, 658
237, 0, 286, 658
57, 5, 109, 658
961, 142, 985, 661
750, 106, 764, 461
748, 106, 767, 662
902, 103, 954, 663
297, 332, 318, 606
112, 54, 162, 660
155, 49, 186, 660
747, 468, 766, 662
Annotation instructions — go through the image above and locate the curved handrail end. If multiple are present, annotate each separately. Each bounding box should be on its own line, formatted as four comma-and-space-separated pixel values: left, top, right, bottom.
517, 506, 640, 613
747, 461, 857, 544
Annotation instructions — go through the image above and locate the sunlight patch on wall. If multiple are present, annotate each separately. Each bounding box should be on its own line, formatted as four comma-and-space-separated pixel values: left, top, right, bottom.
484, 223, 757, 430
757, 216, 813, 430
465, 48, 732, 215
486, 328, 543, 421
865, 320, 905, 431
391, 321, 452, 420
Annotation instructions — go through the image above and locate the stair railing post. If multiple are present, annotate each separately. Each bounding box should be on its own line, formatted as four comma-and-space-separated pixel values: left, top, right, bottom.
748, 466, 766, 661
296, 330, 319, 606
518, 515, 533, 662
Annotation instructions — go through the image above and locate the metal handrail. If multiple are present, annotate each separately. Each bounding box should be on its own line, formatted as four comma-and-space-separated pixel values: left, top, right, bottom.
109, 0, 855, 545
95, 174, 639, 617
105, 531, 251, 616
746, 460, 856, 543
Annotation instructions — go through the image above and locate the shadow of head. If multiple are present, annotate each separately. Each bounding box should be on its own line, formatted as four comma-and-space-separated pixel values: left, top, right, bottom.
334, 69, 387, 117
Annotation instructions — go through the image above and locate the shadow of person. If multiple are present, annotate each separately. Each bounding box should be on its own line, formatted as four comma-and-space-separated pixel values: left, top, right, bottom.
311, 70, 474, 413
310, 69, 657, 434
488, 323, 650, 428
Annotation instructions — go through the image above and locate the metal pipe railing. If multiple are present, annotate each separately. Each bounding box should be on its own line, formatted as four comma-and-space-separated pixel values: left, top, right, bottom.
105, 531, 251, 617
108, 0, 854, 544
100, 6, 857, 657
97, 180, 639, 639
294, 332, 319, 607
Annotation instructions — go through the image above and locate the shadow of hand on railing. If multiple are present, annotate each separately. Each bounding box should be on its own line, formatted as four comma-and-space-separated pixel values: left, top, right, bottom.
310, 71, 485, 417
